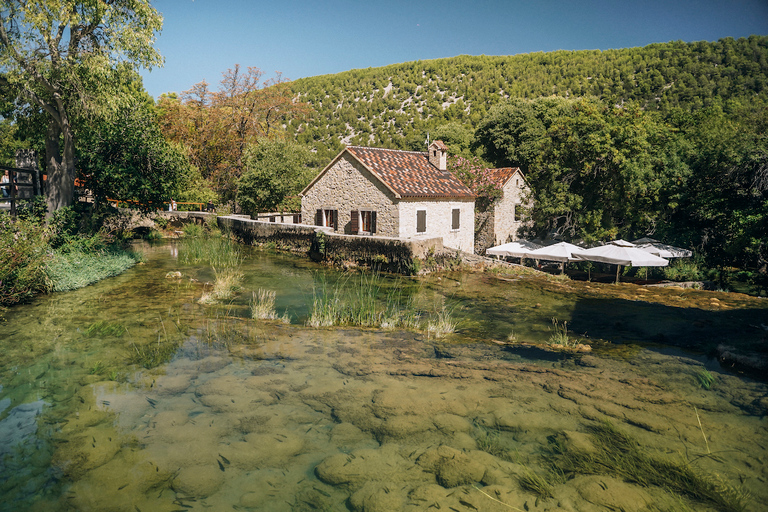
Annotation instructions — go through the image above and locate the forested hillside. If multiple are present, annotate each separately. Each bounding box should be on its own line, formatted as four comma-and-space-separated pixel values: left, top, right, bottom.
284, 36, 767, 277
287, 36, 768, 159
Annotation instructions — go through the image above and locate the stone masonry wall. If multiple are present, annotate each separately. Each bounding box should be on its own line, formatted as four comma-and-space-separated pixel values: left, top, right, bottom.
300, 155, 399, 236
493, 173, 531, 246
474, 207, 495, 255
219, 216, 445, 274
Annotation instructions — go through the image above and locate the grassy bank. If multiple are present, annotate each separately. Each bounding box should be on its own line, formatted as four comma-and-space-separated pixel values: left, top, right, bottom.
1, 204, 144, 310
46, 246, 142, 292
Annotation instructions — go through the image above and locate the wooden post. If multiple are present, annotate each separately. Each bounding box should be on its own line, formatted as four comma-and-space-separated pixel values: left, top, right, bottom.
9, 169, 16, 219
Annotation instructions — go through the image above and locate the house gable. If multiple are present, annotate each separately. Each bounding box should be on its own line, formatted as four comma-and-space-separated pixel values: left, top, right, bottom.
300, 153, 400, 236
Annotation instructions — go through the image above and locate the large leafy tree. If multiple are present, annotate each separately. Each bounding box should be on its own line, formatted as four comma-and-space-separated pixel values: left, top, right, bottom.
0, 0, 163, 214
76, 101, 188, 211
237, 139, 314, 216
158, 66, 309, 204
476, 97, 688, 242
669, 103, 768, 271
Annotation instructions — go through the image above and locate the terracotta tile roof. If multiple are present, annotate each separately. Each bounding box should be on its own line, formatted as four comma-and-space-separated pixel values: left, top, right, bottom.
346, 146, 475, 199
484, 167, 524, 187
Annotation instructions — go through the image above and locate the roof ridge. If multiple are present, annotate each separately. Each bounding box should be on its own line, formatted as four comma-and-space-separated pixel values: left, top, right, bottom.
348, 145, 427, 156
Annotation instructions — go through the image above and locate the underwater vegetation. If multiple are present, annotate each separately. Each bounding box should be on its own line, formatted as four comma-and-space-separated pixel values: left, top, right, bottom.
696, 369, 717, 390
547, 421, 749, 512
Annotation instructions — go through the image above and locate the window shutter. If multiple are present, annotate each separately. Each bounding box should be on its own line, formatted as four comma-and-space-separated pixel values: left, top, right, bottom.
351, 210, 359, 234
371, 211, 377, 234
417, 210, 426, 233
315, 209, 322, 226
332, 210, 338, 230
452, 208, 460, 230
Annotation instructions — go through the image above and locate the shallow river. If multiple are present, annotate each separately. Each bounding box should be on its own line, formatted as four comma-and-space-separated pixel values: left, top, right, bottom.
1, 241, 766, 512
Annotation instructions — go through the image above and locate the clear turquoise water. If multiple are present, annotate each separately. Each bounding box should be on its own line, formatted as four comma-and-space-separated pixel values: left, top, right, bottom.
1, 240, 766, 512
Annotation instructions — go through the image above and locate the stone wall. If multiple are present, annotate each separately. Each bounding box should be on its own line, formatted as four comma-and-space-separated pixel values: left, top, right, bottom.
474, 207, 495, 255
218, 216, 317, 253
493, 171, 530, 247
219, 215, 445, 274
398, 198, 475, 253
300, 155, 399, 236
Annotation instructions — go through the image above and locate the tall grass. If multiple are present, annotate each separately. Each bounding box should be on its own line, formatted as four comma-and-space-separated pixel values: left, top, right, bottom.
251, 289, 279, 320
179, 235, 242, 269
306, 272, 445, 333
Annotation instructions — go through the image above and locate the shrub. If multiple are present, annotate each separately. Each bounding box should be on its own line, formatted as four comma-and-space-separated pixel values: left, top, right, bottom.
0, 216, 52, 306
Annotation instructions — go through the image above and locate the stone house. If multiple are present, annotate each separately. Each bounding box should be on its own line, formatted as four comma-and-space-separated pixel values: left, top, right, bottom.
474, 167, 532, 254
300, 141, 476, 253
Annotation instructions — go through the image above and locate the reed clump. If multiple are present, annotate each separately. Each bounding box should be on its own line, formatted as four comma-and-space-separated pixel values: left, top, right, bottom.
305, 272, 457, 333
251, 289, 278, 320
199, 266, 243, 305
548, 421, 749, 512
306, 272, 423, 330
547, 317, 577, 347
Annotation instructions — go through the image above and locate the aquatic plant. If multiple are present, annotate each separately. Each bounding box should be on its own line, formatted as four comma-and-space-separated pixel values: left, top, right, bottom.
518, 466, 555, 499
199, 266, 244, 305
251, 289, 278, 320
84, 320, 126, 338
474, 425, 511, 460
548, 421, 749, 512
130, 338, 181, 369
696, 369, 716, 390
306, 272, 423, 330
426, 302, 457, 338
89, 360, 106, 375
179, 235, 243, 269
547, 318, 576, 347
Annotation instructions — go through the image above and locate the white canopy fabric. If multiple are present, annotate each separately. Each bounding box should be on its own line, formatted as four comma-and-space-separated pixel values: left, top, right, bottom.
632, 238, 693, 258
527, 241, 585, 263
486, 240, 542, 258
573, 244, 669, 267
609, 239, 636, 247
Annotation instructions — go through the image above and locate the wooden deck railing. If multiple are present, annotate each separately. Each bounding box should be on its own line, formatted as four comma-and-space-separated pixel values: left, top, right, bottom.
1, 166, 43, 219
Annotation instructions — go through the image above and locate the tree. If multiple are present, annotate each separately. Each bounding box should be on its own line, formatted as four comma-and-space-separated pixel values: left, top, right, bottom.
237, 139, 314, 216
669, 103, 768, 272
158, 66, 309, 204
0, 0, 163, 214
475, 97, 688, 242
76, 103, 188, 211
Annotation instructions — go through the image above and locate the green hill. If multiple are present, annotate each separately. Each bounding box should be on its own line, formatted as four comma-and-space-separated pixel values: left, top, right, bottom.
287, 35, 768, 159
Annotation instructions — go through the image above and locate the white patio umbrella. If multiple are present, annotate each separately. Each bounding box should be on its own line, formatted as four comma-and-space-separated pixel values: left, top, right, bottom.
486, 240, 542, 258
573, 242, 668, 283
527, 241, 585, 263
632, 237, 692, 258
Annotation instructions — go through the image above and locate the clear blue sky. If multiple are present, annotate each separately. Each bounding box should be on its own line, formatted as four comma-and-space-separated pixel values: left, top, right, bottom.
140, 0, 768, 99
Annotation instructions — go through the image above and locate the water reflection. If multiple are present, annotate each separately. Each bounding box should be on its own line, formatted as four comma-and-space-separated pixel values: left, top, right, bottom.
0, 241, 765, 511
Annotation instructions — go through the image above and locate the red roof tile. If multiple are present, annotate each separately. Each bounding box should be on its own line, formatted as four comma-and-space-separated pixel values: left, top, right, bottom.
483, 167, 523, 188
346, 146, 475, 199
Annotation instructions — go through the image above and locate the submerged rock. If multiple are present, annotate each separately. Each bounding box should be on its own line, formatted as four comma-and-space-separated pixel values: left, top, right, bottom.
172, 464, 225, 498
417, 445, 486, 488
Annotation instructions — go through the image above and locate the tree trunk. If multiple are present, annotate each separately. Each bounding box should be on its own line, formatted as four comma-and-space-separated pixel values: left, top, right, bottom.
44, 117, 75, 216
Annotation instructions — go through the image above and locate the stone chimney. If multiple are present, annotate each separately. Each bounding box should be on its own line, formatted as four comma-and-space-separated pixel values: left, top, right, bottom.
428, 140, 448, 171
